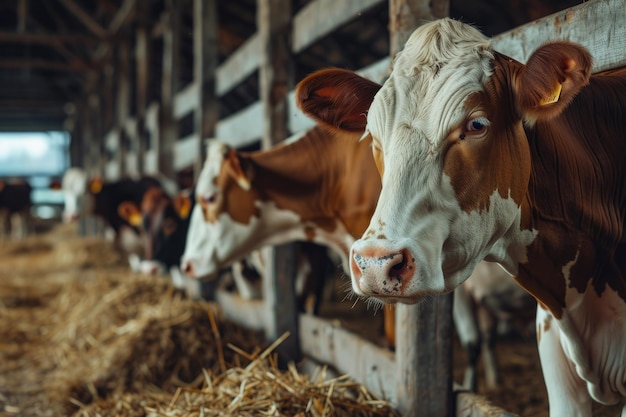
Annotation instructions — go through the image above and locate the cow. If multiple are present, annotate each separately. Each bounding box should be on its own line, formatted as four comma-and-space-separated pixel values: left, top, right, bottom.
181, 124, 533, 387
180, 126, 389, 337
181, 126, 381, 281
295, 17, 626, 416
60, 167, 176, 255
0, 179, 32, 238
119, 187, 195, 276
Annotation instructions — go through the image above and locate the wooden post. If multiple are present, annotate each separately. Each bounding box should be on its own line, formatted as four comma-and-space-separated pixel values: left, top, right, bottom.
389, 1, 453, 417
257, 0, 300, 365
115, 37, 131, 178
134, 6, 149, 175
158, 0, 180, 181
193, 0, 219, 179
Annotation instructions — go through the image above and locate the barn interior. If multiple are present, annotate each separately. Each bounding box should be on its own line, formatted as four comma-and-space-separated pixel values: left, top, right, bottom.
0, 1, 623, 417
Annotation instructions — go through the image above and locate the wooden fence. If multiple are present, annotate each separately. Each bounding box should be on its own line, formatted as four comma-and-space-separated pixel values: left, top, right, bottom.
70, 0, 626, 416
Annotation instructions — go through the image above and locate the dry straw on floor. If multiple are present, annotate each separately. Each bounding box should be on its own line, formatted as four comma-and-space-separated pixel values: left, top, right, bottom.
0, 224, 400, 417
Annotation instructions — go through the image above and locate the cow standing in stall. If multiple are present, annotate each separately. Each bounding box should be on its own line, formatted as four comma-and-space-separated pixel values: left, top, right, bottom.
61, 167, 176, 256
181, 125, 534, 389
296, 18, 626, 416
0, 179, 32, 239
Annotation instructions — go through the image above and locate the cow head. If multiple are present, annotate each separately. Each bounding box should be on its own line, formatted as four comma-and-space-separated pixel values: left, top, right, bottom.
297, 18, 591, 304
181, 140, 283, 279
119, 188, 194, 275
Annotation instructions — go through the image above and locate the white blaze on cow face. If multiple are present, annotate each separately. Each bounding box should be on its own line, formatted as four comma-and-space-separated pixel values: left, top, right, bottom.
180, 140, 308, 279
350, 19, 534, 303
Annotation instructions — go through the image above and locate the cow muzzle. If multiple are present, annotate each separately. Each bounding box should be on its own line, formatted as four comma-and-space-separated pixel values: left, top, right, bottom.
350, 239, 417, 302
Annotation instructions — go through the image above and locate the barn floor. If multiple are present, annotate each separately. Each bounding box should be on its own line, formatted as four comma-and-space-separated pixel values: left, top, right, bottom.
0, 224, 623, 417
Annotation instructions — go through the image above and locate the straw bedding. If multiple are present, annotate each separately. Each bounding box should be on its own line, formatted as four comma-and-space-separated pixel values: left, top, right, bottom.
0, 224, 400, 417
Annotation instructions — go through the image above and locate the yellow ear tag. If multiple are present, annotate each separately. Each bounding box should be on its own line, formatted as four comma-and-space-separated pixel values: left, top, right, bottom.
90, 179, 103, 194
539, 83, 562, 106
178, 198, 191, 219
128, 213, 143, 227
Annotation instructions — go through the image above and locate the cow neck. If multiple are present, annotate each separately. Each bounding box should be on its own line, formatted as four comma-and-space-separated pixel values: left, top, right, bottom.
240, 127, 353, 230
520, 71, 626, 314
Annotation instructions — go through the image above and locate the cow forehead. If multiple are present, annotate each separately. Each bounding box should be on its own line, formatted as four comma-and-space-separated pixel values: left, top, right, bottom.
367, 19, 493, 151
197, 141, 228, 194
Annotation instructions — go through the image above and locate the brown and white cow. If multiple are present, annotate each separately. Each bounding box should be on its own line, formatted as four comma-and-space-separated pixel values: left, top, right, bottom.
296, 17, 626, 417
181, 123, 532, 388
181, 126, 381, 281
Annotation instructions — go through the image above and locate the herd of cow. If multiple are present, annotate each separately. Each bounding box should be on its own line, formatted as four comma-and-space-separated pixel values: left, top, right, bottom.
1, 18, 624, 416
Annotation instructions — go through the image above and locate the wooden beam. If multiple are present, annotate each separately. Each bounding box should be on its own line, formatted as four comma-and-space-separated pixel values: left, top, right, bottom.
300, 314, 398, 404
193, 0, 219, 176
216, 34, 261, 96
292, 0, 385, 53
215, 102, 262, 148
388, 2, 453, 417
58, 0, 108, 39
389, 0, 448, 58
0, 31, 99, 46
257, 0, 300, 367
491, 0, 626, 73
17, 0, 27, 33
0, 59, 90, 72
158, 1, 181, 180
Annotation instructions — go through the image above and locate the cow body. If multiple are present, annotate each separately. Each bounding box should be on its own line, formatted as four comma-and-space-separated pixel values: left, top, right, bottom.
0, 180, 32, 238
296, 18, 626, 416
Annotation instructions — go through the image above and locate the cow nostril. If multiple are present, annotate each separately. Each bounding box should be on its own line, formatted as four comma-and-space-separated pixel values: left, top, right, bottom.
389, 252, 406, 279
182, 262, 194, 277
388, 249, 413, 280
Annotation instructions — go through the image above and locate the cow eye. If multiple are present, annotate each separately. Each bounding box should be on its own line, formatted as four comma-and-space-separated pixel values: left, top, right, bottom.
202, 193, 218, 204
465, 117, 490, 137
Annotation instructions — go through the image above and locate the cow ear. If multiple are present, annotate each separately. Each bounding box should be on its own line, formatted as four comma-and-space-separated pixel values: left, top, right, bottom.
517, 42, 592, 122
225, 149, 252, 191
296, 68, 381, 133
172, 193, 192, 219
117, 201, 142, 227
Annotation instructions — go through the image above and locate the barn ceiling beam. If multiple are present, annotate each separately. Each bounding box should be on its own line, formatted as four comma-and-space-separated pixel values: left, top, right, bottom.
93, 0, 138, 63
17, 0, 27, 33
0, 32, 98, 46
57, 0, 108, 39
0, 59, 90, 72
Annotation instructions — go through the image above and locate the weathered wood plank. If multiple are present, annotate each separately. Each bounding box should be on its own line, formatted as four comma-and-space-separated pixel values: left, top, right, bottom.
215, 290, 267, 331
216, 34, 261, 96
492, 0, 626, 73
173, 133, 200, 171
194, 0, 219, 177
456, 391, 519, 417
292, 0, 384, 53
173, 82, 198, 120
215, 102, 262, 149
158, 1, 181, 180
299, 314, 397, 404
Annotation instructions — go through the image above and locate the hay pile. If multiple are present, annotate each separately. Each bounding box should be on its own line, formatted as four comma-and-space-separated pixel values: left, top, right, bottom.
0, 224, 400, 417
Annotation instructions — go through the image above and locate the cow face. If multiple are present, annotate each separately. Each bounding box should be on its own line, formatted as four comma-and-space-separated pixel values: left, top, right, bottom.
297, 18, 591, 304
181, 141, 270, 279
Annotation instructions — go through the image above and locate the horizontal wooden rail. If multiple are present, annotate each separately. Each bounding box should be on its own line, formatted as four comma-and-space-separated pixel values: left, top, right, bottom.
492, 0, 626, 73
